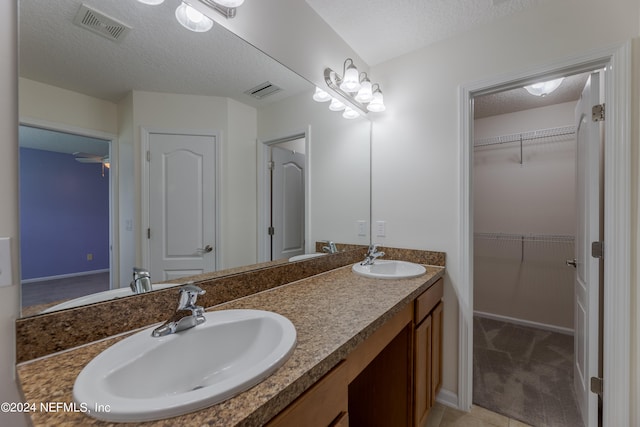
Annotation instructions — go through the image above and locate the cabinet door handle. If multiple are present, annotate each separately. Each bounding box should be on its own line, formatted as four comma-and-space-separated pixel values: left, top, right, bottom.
565, 259, 577, 268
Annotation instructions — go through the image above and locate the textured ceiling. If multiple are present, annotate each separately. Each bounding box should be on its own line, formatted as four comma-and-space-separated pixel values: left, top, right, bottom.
474, 73, 591, 119
19, 0, 311, 106
305, 0, 547, 66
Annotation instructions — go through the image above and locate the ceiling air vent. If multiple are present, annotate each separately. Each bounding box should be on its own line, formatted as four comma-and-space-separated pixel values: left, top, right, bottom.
73, 4, 131, 43
244, 82, 283, 99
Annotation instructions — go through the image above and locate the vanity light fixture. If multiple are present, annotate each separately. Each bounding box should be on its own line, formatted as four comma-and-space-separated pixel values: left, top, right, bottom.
175, 1, 213, 32
316, 58, 386, 118
137, 0, 243, 33
524, 77, 565, 97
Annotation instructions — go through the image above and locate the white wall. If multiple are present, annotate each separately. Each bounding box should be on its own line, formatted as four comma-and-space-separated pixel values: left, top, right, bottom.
473, 102, 576, 330
258, 89, 371, 248
369, 0, 639, 399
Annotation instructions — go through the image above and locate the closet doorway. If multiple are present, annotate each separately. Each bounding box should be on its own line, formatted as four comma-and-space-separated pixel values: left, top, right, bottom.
471, 69, 601, 427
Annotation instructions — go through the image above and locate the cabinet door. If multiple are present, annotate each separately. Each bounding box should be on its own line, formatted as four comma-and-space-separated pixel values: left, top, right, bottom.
431, 302, 443, 405
414, 315, 432, 427
267, 362, 348, 427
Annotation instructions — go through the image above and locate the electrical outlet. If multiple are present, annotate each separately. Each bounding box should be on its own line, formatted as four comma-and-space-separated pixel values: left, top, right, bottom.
376, 221, 386, 237
357, 220, 367, 237
0, 237, 12, 287
87, 253, 93, 261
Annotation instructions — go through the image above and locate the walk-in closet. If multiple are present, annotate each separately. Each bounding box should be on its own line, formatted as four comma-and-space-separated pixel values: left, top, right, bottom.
471, 73, 594, 427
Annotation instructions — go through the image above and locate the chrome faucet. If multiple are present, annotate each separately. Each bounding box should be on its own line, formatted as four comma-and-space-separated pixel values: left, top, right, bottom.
361, 244, 385, 266
322, 241, 338, 254
130, 267, 152, 294
152, 284, 206, 337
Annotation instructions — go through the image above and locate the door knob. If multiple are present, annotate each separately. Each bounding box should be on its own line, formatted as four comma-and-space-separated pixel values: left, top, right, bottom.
566, 259, 577, 268
198, 245, 213, 253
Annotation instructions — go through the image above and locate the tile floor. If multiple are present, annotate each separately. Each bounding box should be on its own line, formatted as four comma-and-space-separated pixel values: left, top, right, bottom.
426, 403, 533, 427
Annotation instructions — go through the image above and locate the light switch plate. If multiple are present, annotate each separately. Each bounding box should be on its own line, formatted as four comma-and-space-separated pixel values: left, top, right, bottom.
376, 221, 386, 237
0, 237, 12, 287
357, 220, 367, 237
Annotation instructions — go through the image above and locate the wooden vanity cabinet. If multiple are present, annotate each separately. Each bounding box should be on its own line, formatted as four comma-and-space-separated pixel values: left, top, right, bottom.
266, 362, 348, 427
413, 278, 444, 427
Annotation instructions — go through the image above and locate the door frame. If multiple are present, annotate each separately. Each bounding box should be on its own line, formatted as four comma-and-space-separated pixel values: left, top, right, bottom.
140, 127, 221, 272
19, 116, 119, 291
458, 42, 631, 425
257, 129, 310, 262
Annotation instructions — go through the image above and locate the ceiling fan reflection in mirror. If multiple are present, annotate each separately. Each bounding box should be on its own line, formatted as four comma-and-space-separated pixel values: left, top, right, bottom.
73, 152, 111, 176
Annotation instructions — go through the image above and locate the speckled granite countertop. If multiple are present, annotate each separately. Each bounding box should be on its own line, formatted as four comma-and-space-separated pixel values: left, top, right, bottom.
17, 264, 445, 427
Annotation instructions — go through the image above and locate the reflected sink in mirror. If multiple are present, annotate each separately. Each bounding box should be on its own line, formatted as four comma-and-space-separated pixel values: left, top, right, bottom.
73, 309, 297, 422
41, 283, 181, 313
352, 260, 427, 279
288, 253, 328, 262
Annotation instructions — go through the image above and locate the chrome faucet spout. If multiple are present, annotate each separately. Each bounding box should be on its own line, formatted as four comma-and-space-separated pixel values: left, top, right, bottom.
152, 284, 206, 337
130, 267, 152, 294
360, 244, 385, 266
322, 241, 338, 254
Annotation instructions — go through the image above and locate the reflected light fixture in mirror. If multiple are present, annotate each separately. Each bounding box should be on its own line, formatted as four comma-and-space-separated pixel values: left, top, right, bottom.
315, 58, 386, 118
524, 77, 565, 97
137, 0, 244, 32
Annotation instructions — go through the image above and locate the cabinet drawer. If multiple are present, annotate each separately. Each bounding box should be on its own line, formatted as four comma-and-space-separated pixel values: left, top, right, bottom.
415, 278, 443, 324
267, 362, 348, 427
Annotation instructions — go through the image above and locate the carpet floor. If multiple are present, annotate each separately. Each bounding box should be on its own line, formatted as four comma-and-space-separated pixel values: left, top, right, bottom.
473, 316, 583, 427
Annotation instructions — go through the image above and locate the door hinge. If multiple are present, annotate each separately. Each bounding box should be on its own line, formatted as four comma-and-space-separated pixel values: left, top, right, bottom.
147, 228, 151, 239
590, 376, 603, 396
146, 150, 151, 162
591, 241, 604, 259
267, 160, 275, 170
268, 226, 275, 236
592, 103, 605, 122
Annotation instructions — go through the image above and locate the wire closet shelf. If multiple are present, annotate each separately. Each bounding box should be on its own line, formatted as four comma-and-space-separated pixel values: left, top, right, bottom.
473, 125, 576, 148
474, 232, 575, 243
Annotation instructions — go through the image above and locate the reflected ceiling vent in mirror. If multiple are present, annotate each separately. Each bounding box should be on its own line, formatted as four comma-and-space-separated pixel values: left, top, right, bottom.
244, 82, 283, 99
73, 4, 131, 43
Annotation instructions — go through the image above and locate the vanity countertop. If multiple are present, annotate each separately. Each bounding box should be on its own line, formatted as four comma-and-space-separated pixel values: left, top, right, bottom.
17, 263, 445, 426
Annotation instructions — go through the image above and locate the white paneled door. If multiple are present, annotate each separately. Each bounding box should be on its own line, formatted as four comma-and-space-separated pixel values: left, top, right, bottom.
271, 145, 305, 261
573, 72, 602, 427
148, 132, 216, 281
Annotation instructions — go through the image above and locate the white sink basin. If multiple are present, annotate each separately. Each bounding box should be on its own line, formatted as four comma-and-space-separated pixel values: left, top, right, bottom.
42, 283, 180, 313
73, 309, 297, 422
352, 260, 427, 279
288, 253, 327, 262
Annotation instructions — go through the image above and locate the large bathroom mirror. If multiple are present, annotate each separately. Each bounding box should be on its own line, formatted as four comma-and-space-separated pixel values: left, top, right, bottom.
18, 0, 371, 317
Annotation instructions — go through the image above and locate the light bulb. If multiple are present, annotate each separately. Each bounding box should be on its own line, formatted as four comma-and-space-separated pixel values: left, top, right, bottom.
329, 98, 346, 112
313, 87, 331, 102
213, 0, 245, 7
137, 0, 164, 4
524, 77, 564, 97
175, 2, 213, 32
342, 107, 359, 120
355, 79, 373, 103
339, 64, 361, 93
367, 90, 386, 112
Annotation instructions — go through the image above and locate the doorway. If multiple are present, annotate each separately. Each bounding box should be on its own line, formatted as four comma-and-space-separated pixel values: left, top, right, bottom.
458, 43, 631, 427
470, 70, 597, 426
18, 122, 116, 315
257, 132, 310, 262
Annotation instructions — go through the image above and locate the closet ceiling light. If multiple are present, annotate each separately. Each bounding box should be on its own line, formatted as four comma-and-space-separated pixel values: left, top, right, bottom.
524, 77, 565, 97
313, 58, 386, 119
175, 2, 214, 32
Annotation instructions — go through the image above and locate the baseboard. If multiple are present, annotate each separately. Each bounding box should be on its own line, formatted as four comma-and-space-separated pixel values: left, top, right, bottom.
474, 310, 574, 335
435, 388, 459, 409
21, 269, 109, 284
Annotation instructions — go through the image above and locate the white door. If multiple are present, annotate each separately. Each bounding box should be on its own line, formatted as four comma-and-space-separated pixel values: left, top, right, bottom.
148, 132, 216, 280
573, 72, 602, 427
271, 145, 305, 260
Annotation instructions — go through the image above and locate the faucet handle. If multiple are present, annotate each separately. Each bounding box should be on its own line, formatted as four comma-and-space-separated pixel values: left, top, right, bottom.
177, 284, 205, 311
